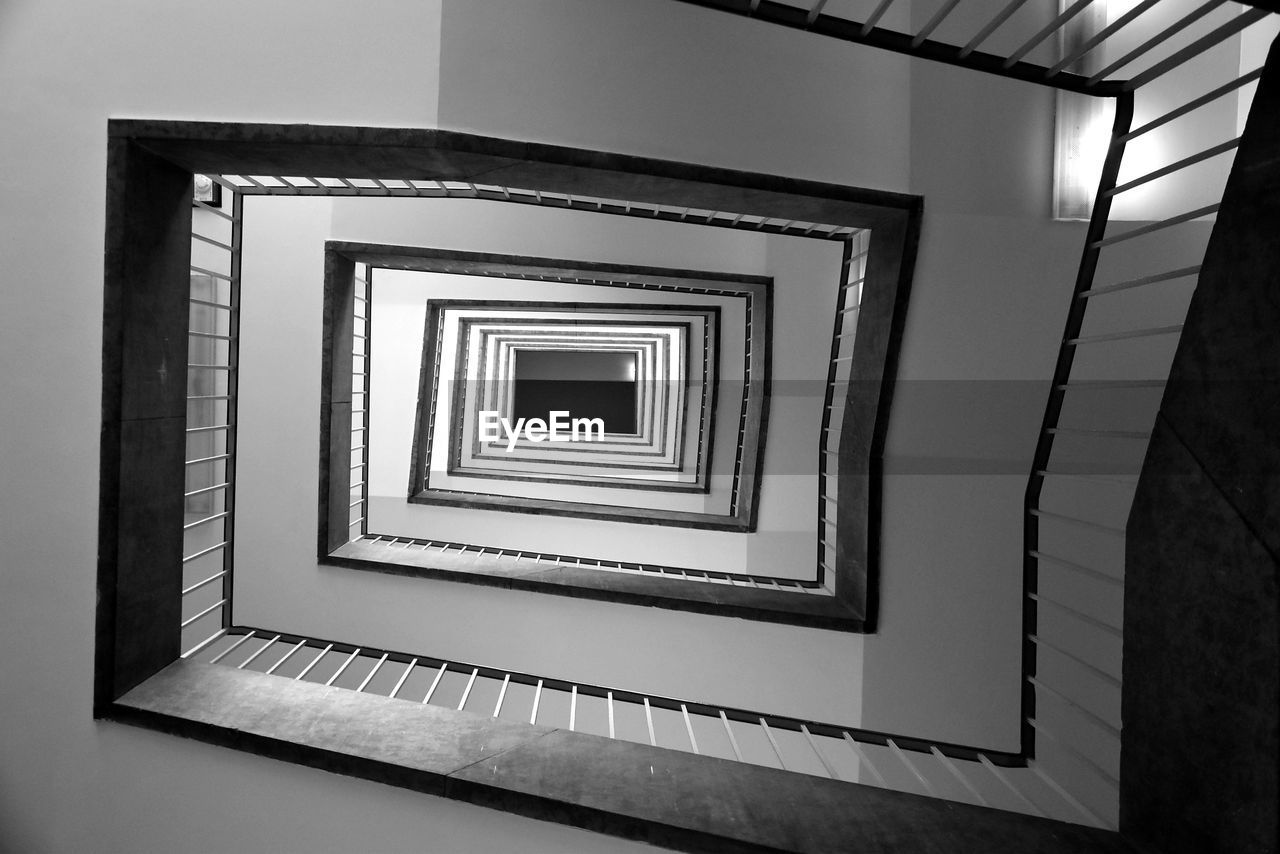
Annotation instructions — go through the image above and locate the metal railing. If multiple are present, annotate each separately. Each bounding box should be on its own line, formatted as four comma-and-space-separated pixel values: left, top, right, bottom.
179, 185, 243, 658
817, 229, 870, 592
172, 0, 1279, 831
1020, 8, 1275, 827
191, 626, 1094, 822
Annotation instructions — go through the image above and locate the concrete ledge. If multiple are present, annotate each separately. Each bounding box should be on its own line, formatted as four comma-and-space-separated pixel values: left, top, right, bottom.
113, 661, 1133, 854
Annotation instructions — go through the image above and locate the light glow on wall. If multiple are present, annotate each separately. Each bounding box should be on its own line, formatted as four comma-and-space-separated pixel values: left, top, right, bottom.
1053, 90, 1114, 220
1052, 0, 1111, 220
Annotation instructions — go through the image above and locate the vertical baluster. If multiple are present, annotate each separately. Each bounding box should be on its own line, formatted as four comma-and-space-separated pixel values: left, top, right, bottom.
720, 712, 744, 762
422, 663, 447, 704
492, 674, 510, 717
681, 704, 700, 755
759, 719, 788, 770
356, 653, 390, 692
389, 658, 418, 699
457, 668, 479, 711
295, 644, 333, 680
530, 679, 544, 725
324, 648, 362, 686
841, 734, 887, 787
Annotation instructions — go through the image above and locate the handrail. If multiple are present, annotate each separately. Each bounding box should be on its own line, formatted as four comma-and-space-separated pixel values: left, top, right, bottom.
204, 624, 1029, 768
1021, 91, 1135, 760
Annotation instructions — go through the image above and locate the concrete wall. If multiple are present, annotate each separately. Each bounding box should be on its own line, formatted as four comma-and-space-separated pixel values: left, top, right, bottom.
0, 2, 645, 851
2, 0, 1259, 848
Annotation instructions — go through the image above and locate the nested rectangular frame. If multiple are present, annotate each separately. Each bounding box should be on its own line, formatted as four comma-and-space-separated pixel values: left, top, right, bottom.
97, 125, 920, 742
457, 327, 708, 483
450, 311, 696, 464
366, 256, 762, 530
437, 303, 721, 486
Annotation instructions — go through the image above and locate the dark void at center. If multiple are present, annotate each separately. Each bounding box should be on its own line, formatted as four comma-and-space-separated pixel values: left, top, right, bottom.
511, 350, 638, 435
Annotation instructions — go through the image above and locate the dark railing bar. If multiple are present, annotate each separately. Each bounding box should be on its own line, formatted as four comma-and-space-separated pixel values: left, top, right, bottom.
182, 540, 227, 564
1029, 549, 1123, 587
1056, 379, 1164, 390
1028, 592, 1123, 638
188, 297, 234, 311
1087, 0, 1226, 84
1122, 8, 1271, 92
959, 0, 1033, 58
1122, 69, 1262, 141
859, 0, 896, 36
1028, 633, 1122, 688
193, 199, 237, 221
1047, 0, 1160, 76
1028, 675, 1121, 739
192, 232, 235, 252
181, 628, 227, 660
1104, 138, 1239, 197
1034, 470, 1137, 487
188, 363, 232, 370
187, 394, 232, 402
1030, 508, 1125, 537
911, 0, 961, 47
1046, 426, 1150, 439
183, 511, 230, 531
1066, 324, 1182, 345
184, 482, 230, 498
188, 331, 232, 341
1002, 0, 1092, 70
1026, 718, 1120, 788
190, 264, 233, 281
1091, 203, 1219, 248
180, 599, 226, 629
182, 569, 228, 597
1079, 265, 1200, 298
186, 452, 231, 467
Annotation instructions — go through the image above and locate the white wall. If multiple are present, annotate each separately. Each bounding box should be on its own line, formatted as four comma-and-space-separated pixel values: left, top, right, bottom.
234, 193, 866, 725
2, 0, 1260, 848
0, 2, 644, 852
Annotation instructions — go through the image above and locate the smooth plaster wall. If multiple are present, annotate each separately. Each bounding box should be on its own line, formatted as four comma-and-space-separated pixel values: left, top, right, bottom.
0, 2, 645, 852
2, 0, 1257, 848
233, 193, 865, 730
